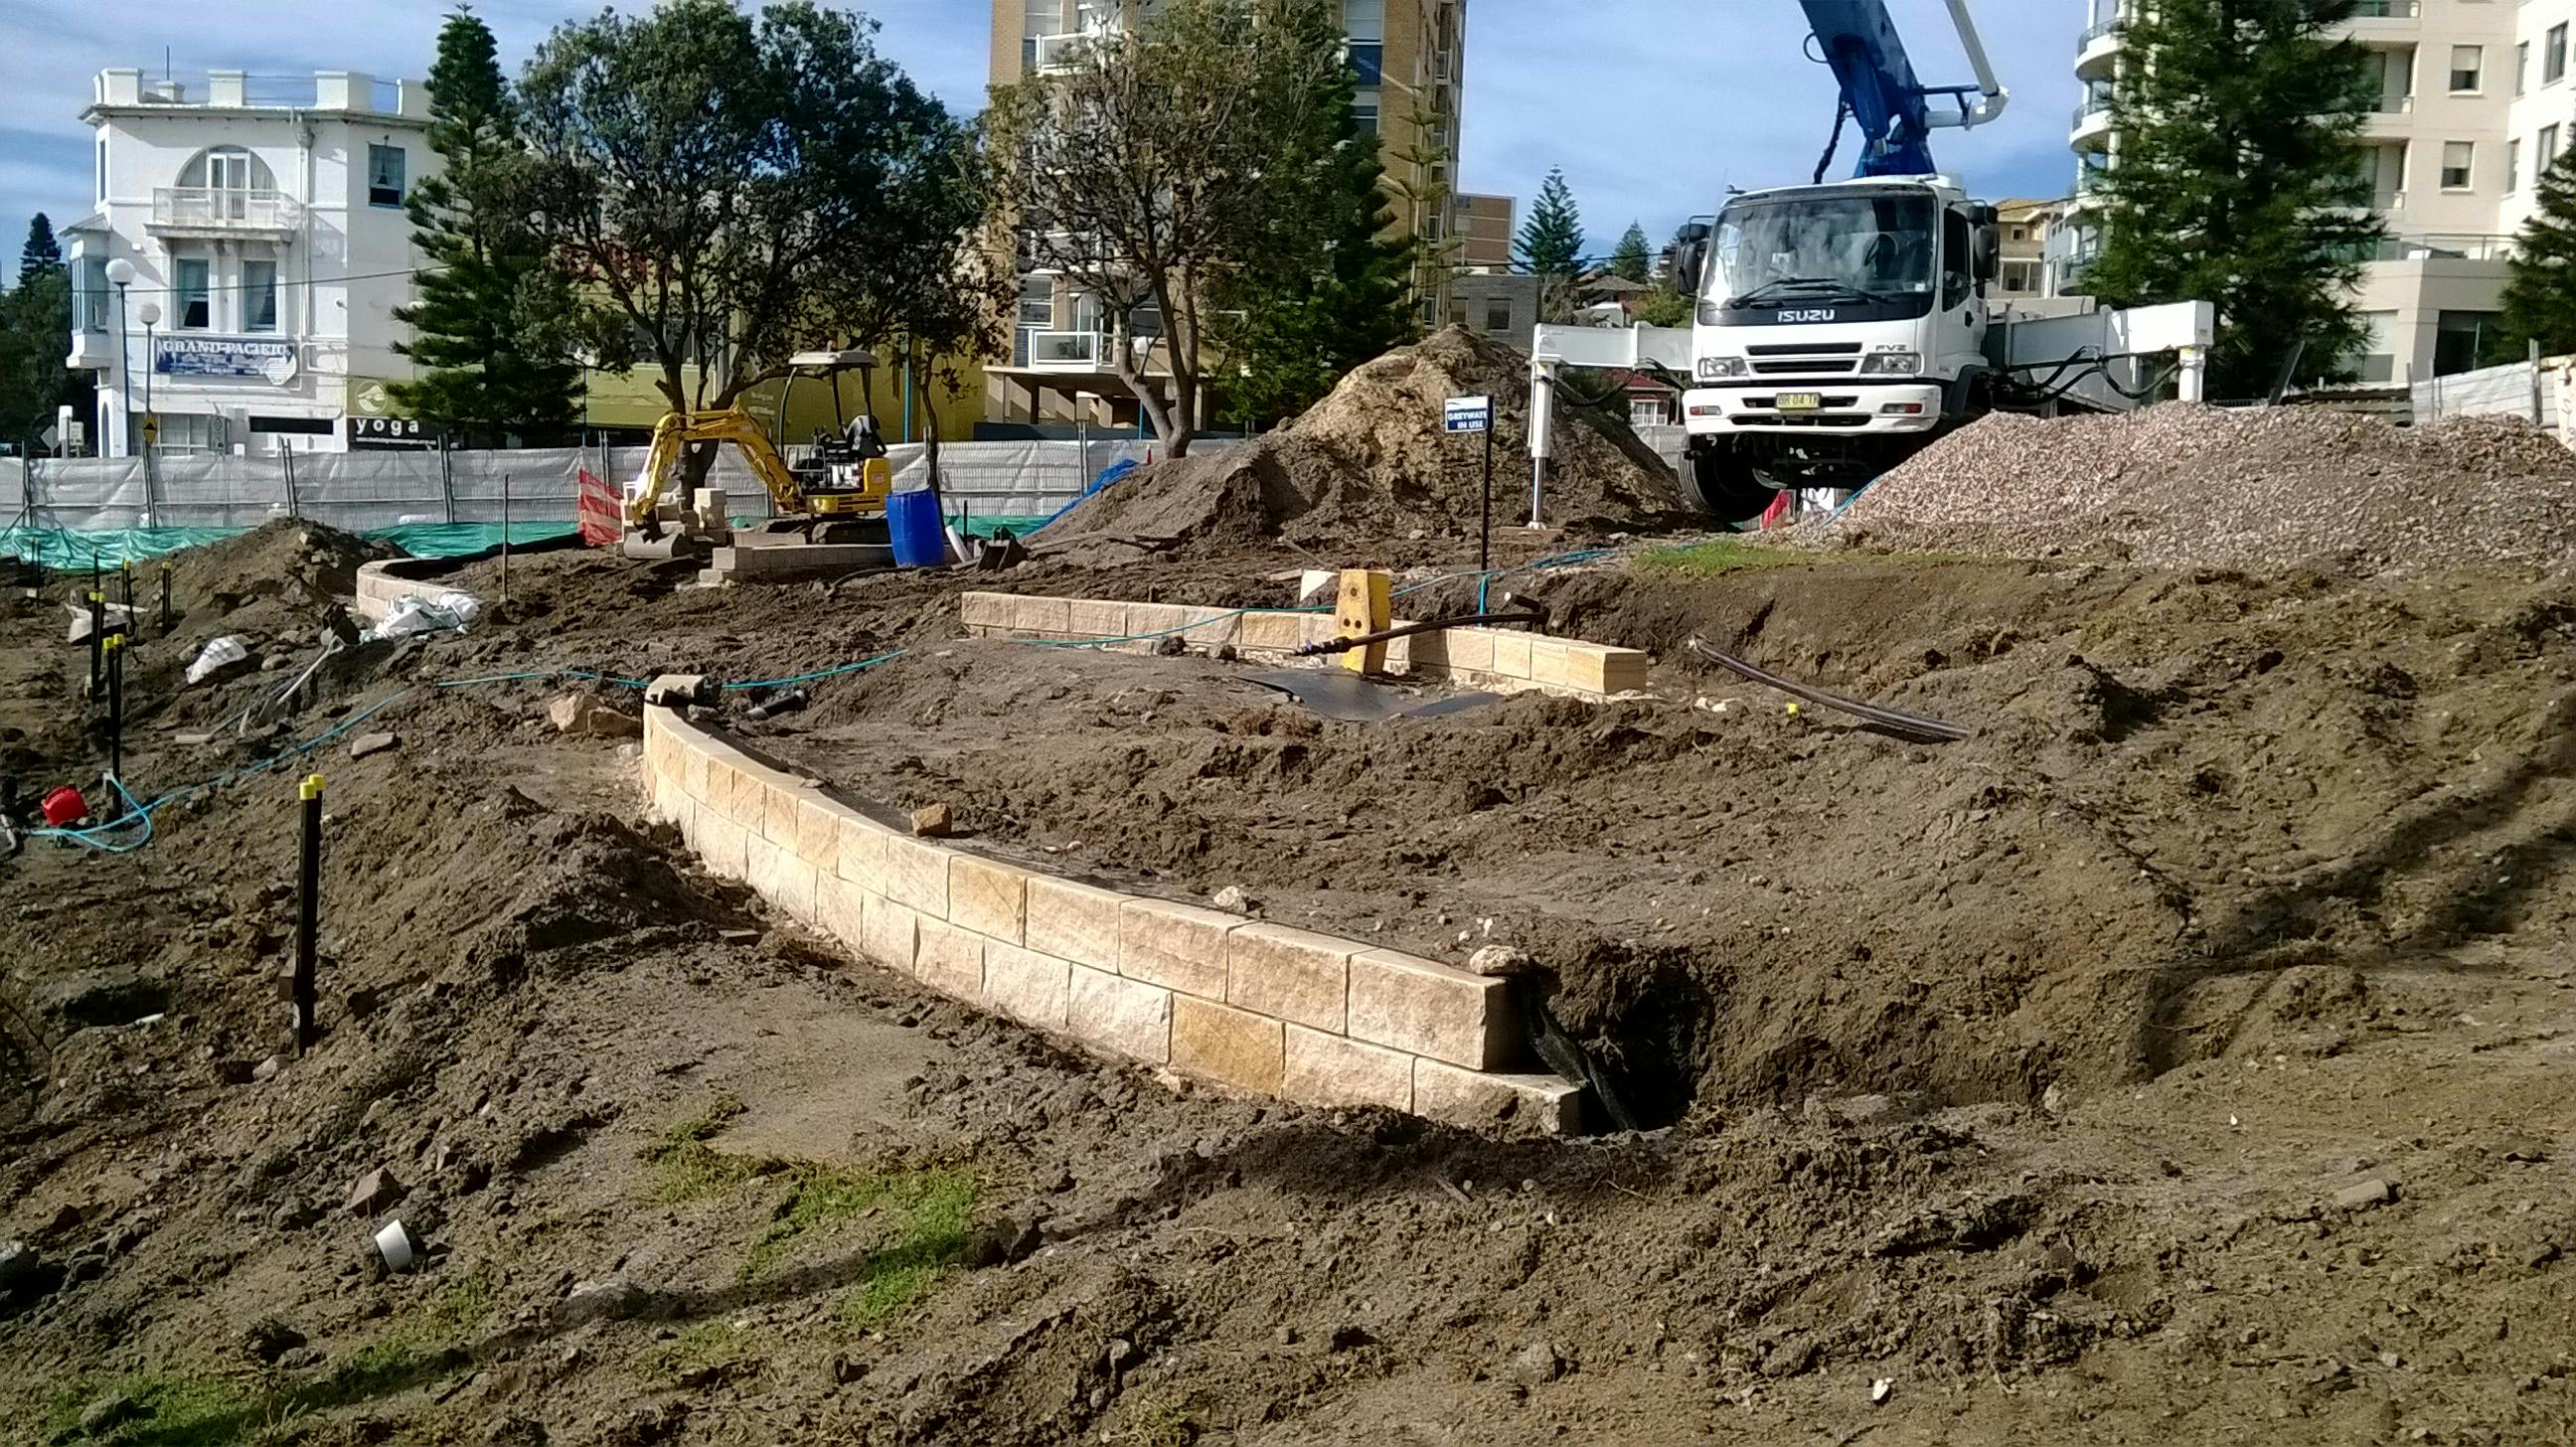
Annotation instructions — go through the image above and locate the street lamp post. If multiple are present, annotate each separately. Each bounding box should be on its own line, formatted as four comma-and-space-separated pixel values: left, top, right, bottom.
137, 300, 160, 447
136, 299, 162, 529
103, 257, 134, 458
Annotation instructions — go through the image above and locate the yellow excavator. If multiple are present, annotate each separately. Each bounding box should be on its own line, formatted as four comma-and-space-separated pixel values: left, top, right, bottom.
622, 395, 893, 560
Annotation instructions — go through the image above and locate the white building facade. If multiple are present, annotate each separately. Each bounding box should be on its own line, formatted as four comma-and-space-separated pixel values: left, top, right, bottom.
63, 68, 436, 458
2060, 0, 2557, 388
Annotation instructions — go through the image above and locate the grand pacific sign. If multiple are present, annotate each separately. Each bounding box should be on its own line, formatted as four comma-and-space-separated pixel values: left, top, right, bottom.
152, 336, 299, 386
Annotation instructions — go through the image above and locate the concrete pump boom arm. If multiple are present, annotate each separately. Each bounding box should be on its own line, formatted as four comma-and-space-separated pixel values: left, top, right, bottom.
1797, 0, 2011, 176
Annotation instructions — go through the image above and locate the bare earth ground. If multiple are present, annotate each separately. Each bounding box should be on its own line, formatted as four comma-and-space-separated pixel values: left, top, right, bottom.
0, 529, 2571, 1446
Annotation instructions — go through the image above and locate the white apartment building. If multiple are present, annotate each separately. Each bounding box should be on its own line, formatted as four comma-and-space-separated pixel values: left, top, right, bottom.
2061, 0, 2557, 387
62, 68, 436, 458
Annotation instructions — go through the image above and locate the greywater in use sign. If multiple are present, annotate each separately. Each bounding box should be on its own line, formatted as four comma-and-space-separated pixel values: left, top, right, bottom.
152, 337, 300, 385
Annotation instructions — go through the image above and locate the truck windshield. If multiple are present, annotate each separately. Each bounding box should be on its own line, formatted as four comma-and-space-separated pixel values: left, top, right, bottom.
1708, 193, 1937, 307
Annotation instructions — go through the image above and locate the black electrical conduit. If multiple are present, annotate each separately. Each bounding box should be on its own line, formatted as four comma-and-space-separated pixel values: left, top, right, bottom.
1687, 638, 1972, 743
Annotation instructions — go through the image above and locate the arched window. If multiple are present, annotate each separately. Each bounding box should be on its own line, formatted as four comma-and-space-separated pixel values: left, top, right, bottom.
178, 146, 274, 219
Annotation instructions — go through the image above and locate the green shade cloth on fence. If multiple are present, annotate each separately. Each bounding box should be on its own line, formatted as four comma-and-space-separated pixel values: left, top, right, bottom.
0, 512, 1045, 573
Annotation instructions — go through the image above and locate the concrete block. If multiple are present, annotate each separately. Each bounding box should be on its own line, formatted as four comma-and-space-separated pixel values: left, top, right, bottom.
1300, 613, 1342, 646
1434, 626, 1496, 677
817, 876, 871, 954
1118, 897, 1238, 1000
1412, 1061, 1584, 1136
1527, 636, 1576, 691
724, 761, 768, 828
677, 741, 711, 805
1027, 876, 1126, 972
882, 834, 952, 916
1348, 949, 1517, 1070
983, 942, 1071, 1030
1237, 610, 1313, 654
652, 772, 691, 832
1597, 650, 1651, 696
695, 812, 749, 882
914, 918, 986, 1000
864, 897, 918, 974
948, 855, 1029, 944
837, 812, 889, 886
794, 796, 842, 873
1171, 996, 1284, 1094
746, 834, 818, 924
1067, 597, 1130, 639
1068, 965, 1172, 1063
1226, 923, 1353, 1033
1491, 629, 1535, 681
958, 592, 1014, 630
1282, 1026, 1414, 1111
1012, 594, 1075, 637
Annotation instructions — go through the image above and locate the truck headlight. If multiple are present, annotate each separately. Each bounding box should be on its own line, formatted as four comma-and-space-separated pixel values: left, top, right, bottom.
1696, 355, 1749, 381
1858, 351, 1922, 376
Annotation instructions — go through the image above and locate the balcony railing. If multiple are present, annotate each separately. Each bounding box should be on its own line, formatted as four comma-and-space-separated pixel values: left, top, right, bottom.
2339, 233, 2517, 262
1034, 30, 1115, 72
2077, 19, 2123, 51
2348, 0, 2418, 18
1023, 329, 1105, 369
151, 188, 301, 231
2071, 95, 2114, 128
2361, 92, 2415, 113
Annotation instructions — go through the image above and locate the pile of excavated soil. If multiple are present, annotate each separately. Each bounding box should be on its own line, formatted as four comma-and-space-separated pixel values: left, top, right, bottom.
1043, 327, 1685, 565
1836, 404, 2576, 572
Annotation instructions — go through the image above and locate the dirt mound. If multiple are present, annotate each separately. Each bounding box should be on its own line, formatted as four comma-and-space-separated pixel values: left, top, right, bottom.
146, 518, 402, 617
1836, 403, 2576, 573
1044, 327, 1683, 564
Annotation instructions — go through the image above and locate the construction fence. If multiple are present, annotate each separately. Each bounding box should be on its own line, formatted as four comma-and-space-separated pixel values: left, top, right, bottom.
2, 437, 1185, 567
2409, 357, 2571, 436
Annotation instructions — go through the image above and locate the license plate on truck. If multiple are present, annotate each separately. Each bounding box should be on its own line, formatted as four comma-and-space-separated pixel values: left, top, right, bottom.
1774, 392, 1823, 411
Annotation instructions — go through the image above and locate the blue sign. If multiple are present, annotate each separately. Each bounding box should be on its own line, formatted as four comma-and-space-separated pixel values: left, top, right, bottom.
1443, 395, 1492, 433
154, 336, 299, 385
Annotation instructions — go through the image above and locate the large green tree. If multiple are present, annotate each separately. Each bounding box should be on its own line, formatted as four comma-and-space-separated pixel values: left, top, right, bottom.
1608, 221, 1651, 283
1208, 1, 1417, 429
988, 0, 1351, 455
2085, 0, 2385, 397
520, 0, 973, 447
1515, 168, 1584, 322
18, 215, 61, 283
0, 215, 73, 450
2502, 146, 2576, 356
390, 7, 587, 441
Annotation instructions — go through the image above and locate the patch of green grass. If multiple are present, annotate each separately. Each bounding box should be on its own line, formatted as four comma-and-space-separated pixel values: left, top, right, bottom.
642, 1320, 757, 1382
1635, 538, 1816, 577
741, 1165, 977, 1286
42, 1370, 259, 1445
644, 1092, 764, 1202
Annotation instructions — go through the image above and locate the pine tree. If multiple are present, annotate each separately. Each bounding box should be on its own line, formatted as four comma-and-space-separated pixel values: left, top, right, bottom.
1209, 0, 1415, 428
390, 7, 583, 441
1516, 168, 1583, 278
2085, 0, 2384, 397
2502, 148, 2576, 356
18, 215, 62, 281
1609, 221, 1651, 283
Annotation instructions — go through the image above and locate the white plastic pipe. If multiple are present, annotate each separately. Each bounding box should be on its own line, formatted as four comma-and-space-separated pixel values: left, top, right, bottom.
1933, 0, 2011, 129
1527, 360, 1556, 529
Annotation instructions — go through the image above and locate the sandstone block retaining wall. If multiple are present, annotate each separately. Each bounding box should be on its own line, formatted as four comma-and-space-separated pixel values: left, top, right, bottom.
639, 690, 1584, 1134
956, 591, 1649, 701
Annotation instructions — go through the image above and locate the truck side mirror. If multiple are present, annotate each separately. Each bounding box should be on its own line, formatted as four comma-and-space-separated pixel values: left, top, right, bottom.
1677, 241, 1707, 295
1974, 224, 2001, 282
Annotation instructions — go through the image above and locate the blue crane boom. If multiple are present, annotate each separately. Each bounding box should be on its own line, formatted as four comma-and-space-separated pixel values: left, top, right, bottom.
1797, 0, 2009, 177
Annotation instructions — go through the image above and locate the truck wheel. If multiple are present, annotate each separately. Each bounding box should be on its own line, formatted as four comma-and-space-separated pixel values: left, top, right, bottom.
1682, 445, 1778, 525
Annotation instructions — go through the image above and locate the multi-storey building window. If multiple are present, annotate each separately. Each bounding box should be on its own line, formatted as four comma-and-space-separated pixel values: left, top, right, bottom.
244, 259, 279, 332
2440, 140, 2474, 190
2543, 123, 2561, 167
2449, 45, 2481, 93
2507, 138, 2521, 194
2547, 24, 2568, 85
367, 144, 406, 208
2515, 40, 2528, 95
174, 256, 212, 329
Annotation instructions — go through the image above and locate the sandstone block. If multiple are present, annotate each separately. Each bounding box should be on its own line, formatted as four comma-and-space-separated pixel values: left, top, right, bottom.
1119, 898, 1238, 1000
816, 877, 871, 954
1027, 877, 1126, 972
1226, 924, 1353, 1033
1172, 996, 1284, 1093
882, 835, 952, 916
837, 812, 890, 886
983, 943, 1072, 1030
914, 919, 986, 1000
1067, 597, 1130, 638
1282, 1026, 1414, 1111
1491, 629, 1535, 680
1348, 949, 1516, 1070
949, 856, 1029, 945
864, 897, 918, 974
794, 797, 842, 873
1236, 610, 1312, 654
1068, 965, 1172, 1063
695, 812, 749, 882
1413, 1061, 1583, 1136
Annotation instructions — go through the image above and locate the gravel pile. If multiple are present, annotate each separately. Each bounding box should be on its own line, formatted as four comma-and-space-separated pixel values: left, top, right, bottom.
1837, 404, 2576, 573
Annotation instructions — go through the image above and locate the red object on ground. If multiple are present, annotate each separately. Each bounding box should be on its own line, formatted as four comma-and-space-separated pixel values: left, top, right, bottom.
576, 468, 623, 547
41, 785, 88, 827
1758, 490, 1795, 530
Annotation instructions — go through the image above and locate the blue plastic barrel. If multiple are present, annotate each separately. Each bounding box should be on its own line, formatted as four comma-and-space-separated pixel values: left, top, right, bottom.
885, 488, 946, 568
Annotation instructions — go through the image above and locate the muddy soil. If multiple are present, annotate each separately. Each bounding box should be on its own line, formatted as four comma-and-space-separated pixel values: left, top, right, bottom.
0, 533, 2570, 1446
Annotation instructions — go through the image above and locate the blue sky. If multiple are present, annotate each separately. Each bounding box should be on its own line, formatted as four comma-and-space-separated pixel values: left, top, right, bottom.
1, 0, 2088, 282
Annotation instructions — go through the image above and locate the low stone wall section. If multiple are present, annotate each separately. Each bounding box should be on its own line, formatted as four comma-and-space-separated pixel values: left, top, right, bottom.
956, 591, 1650, 700
638, 688, 1583, 1134
350, 559, 458, 624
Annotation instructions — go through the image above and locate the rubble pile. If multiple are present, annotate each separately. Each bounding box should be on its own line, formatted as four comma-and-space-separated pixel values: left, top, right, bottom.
1840, 404, 2576, 572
